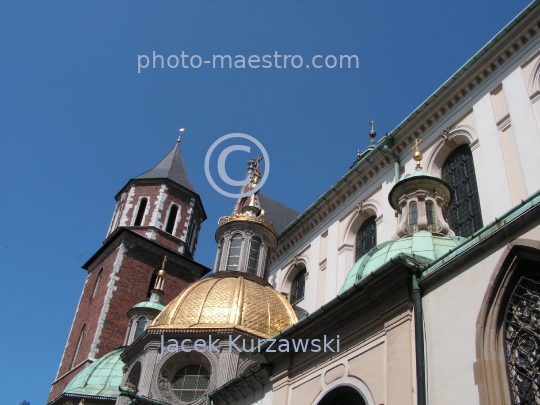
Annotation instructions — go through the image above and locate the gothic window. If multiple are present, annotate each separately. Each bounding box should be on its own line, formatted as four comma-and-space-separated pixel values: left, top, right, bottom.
426, 200, 436, 232
355, 216, 377, 261
91, 268, 102, 299
71, 324, 86, 369
247, 237, 262, 275
409, 201, 418, 234
133, 317, 147, 340
441, 144, 483, 238
133, 198, 148, 226
226, 233, 242, 271
504, 267, 540, 405
171, 364, 210, 402
290, 269, 306, 305
165, 204, 179, 234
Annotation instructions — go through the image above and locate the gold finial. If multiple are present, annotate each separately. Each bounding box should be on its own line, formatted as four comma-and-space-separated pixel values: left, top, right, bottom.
177, 128, 185, 143
412, 138, 423, 168
368, 120, 377, 147
250, 155, 263, 189
154, 256, 167, 290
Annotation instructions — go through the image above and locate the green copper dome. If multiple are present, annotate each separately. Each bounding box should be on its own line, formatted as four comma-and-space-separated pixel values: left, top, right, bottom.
63, 348, 124, 398
340, 231, 465, 293
132, 300, 165, 311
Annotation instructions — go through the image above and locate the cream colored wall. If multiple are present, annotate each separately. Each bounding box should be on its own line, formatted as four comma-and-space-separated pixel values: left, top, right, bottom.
270, 34, 540, 321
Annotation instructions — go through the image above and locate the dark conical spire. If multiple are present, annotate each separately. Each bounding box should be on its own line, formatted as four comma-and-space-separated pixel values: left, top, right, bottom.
134, 140, 197, 193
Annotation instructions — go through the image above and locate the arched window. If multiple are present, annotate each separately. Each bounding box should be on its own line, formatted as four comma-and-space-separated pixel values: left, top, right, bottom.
441, 144, 483, 238
171, 364, 210, 402
133, 317, 147, 340
127, 362, 141, 390
91, 268, 102, 299
226, 233, 242, 271
318, 386, 367, 405
165, 204, 179, 234
426, 200, 436, 232
71, 324, 86, 369
133, 198, 148, 226
504, 266, 540, 404
125, 319, 133, 345
355, 216, 377, 261
290, 269, 306, 305
409, 201, 418, 234
247, 237, 262, 275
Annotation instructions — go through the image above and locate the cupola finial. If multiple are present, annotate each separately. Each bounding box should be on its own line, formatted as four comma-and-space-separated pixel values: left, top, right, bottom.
412, 137, 423, 169
368, 120, 377, 148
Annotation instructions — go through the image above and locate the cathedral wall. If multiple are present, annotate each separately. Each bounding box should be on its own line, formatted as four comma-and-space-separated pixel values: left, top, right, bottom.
422, 219, 540, 405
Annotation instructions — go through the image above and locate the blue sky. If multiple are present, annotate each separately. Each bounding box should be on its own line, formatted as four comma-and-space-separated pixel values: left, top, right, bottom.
0, 1, 531, 403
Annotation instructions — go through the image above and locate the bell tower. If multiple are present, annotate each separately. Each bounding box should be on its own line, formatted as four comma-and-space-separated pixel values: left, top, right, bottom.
47, 132, 210, 403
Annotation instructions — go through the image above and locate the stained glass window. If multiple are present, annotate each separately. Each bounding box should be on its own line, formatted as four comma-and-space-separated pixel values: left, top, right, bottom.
226, 233, 242, 271
247, 237, 261, 275
355, 216, 377, 261
504, 267, 540, 405
171, 364, 210, 402
441, 144, 483, 238
290, 269, 306, 305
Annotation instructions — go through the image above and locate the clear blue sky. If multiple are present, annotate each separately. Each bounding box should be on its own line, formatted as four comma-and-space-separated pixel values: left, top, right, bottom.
0, 1, 531, 403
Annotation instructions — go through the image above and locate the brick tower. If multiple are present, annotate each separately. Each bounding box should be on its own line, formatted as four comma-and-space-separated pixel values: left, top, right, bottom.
48, 135, 210, 403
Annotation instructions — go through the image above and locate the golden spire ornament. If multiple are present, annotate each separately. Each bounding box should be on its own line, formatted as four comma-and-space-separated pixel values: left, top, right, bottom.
412, 138, 423, 168
154, 256, 167, 291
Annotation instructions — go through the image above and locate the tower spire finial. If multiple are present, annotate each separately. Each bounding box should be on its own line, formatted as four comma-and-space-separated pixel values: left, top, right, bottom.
154, 256, 167, 291
412, 137, 423, 169
177, 128, 185, 143
368, 120, 377, 148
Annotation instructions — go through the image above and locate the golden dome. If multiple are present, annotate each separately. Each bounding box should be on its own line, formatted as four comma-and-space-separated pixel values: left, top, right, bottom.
150, 272, 297, 338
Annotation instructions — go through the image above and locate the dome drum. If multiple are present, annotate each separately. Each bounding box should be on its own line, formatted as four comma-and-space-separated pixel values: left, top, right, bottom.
389, 172, 454, 239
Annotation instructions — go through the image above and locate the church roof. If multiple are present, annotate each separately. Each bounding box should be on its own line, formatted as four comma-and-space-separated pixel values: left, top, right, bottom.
134, 141, 197, 193
63, 348, 124, 398
259, 194, 300, 234
340, 231, 465, 293
150, 271, 297, 338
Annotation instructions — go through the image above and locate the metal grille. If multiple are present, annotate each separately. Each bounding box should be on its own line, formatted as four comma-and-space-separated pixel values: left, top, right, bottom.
247, 237, 261, 275
171, 364, 210, 402
505, 269, 540, 405
441, 144, 483, 238
355, 216, 377, 261
290, 269, 306, 305
226, 233, 242, 271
